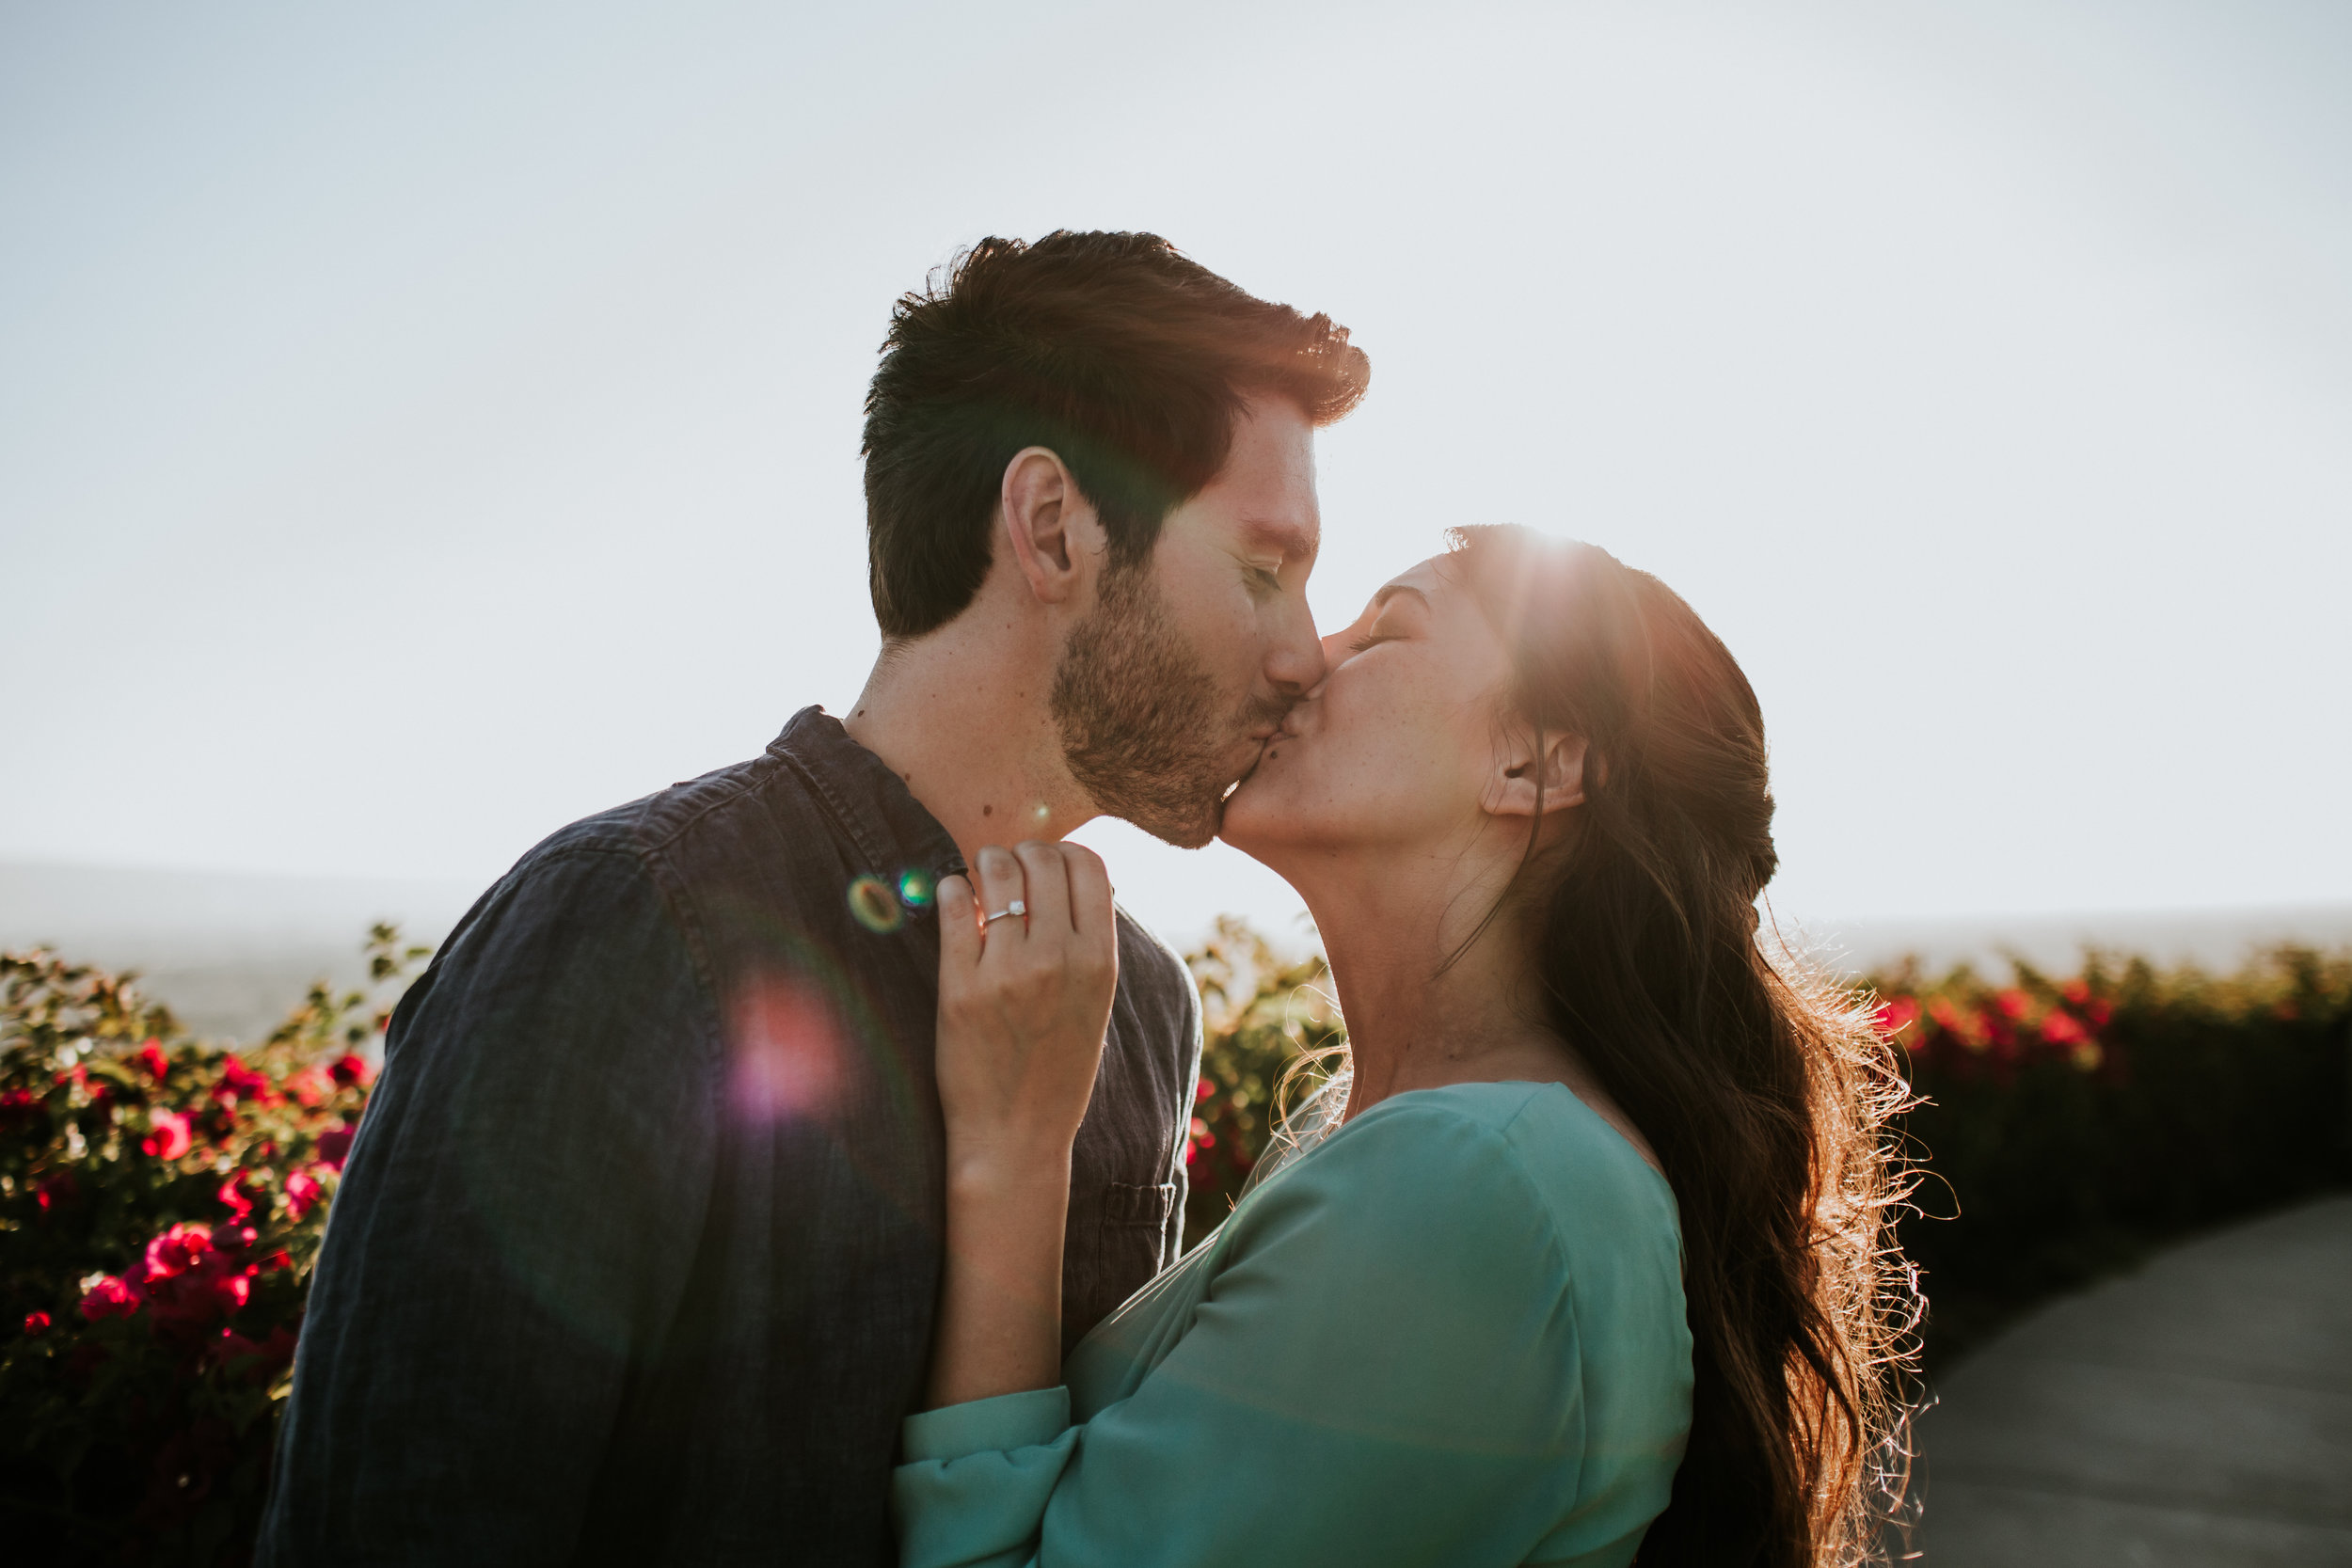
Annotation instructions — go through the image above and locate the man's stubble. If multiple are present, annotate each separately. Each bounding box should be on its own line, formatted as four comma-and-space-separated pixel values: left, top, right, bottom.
1051, 562, 1280, 849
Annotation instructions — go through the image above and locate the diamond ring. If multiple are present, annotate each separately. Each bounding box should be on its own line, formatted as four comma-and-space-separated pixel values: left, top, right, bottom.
982, 900, 1026, 926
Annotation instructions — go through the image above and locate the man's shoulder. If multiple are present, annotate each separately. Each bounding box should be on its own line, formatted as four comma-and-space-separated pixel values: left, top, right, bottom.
1111, 906, 1198, 1025
506, 747, 819, 885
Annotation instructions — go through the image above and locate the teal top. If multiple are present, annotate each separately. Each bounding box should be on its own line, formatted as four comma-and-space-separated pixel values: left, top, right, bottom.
893, 1081, 1694, 1568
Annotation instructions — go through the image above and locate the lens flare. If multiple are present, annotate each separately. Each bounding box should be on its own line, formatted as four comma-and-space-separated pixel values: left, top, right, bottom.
847, 874, 904, 933
728, 976, 847, 1124
897, 868, 935, 909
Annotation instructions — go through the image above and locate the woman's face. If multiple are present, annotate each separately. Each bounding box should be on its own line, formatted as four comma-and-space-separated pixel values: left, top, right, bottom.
1220, 550, 1518, 868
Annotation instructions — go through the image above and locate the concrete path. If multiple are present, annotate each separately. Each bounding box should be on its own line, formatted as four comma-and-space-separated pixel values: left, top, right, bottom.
1913, 1194, 2352, 1566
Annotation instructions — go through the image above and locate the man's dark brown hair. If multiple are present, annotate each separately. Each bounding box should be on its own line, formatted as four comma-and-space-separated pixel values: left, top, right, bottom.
861, 230, 1370, 640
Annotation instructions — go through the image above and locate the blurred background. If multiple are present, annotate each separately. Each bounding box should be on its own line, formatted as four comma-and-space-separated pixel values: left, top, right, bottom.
5, 6, 2348, 1561
6, 0, 2348, 1030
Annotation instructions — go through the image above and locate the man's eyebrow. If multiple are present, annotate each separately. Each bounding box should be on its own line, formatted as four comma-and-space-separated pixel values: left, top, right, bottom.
1241, 515, 1318, 562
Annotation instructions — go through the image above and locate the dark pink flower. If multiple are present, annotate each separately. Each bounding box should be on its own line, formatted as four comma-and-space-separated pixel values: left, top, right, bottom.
284, 1168, 325, 1219
36, 1169, 79, 1212
0, 1087, 41, 1134
216, 1172, 257, 1221
329, 1053, 375, 1088
315, 1123, 355, 1170
135, 1039, 170, 1079
141, 1110, 193, 1161
138, 1222, 215, 1282
214, 1054, 278, 1105
2038, 1010, 2089, 1046
79, 1275, 139, 1321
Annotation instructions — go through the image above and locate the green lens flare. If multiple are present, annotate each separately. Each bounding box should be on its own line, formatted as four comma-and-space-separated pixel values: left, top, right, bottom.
897, 868, 936, 909
847, 875, 905, 934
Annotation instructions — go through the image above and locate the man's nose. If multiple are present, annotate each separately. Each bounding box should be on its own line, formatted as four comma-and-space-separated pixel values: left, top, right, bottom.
1265, 599, 1327, 697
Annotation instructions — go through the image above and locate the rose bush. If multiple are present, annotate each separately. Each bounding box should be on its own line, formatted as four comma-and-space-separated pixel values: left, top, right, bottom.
1179, 919, 1345, 1249
0, 927, 421, 1566
1182, 931, 2352, 1362
1873, 945, 2352, 1356
6, 913, 2345, 1563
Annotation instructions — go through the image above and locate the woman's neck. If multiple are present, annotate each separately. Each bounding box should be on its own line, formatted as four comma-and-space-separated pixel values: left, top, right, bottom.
1291, 849, 1568, 1120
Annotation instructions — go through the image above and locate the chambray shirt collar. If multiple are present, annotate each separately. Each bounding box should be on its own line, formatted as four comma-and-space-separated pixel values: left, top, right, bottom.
768, 705, 967, 904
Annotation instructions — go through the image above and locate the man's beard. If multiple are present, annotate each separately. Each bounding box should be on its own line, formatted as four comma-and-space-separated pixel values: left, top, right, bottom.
1052, 563, 1280, 849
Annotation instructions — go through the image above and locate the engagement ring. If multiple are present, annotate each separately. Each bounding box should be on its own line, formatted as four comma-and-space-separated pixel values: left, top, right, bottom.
982, 900, 1026, 926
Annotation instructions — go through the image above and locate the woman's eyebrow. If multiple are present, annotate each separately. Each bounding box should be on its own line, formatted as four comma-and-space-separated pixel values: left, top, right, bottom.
1371, 584, 1431, 610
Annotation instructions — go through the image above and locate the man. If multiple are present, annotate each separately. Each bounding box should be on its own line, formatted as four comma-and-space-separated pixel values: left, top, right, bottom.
257, 231, 1368, 1565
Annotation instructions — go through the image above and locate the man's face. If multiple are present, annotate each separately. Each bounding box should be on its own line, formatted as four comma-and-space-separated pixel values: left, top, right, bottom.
1051, 398, 1327, 847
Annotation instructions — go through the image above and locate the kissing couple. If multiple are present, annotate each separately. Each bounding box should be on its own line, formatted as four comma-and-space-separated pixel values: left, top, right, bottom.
258, 232, 1910, 1568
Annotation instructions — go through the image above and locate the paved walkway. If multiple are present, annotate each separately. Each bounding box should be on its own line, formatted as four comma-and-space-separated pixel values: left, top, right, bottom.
1913, 1194, 2352, 1566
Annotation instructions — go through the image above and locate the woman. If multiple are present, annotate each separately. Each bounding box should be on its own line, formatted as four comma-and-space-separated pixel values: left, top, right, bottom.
898, 527, 1912, 1567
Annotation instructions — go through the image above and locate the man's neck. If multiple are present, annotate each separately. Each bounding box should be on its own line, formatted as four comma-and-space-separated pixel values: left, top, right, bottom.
842, 624, 1097, 869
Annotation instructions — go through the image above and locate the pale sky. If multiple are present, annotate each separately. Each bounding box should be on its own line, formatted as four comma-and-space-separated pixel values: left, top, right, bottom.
4, 0, 2347, 947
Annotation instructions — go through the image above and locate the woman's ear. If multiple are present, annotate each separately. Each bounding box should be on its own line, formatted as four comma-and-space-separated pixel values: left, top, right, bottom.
1484, 728, 1588, 819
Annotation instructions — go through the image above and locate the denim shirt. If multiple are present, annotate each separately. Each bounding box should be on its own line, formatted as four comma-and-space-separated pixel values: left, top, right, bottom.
256, 707, 1202, 1567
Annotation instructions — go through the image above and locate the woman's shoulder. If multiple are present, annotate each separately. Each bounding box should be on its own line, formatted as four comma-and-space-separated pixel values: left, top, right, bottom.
1261, 1080, 1681, 1274
1349, 1079, 1669, 1194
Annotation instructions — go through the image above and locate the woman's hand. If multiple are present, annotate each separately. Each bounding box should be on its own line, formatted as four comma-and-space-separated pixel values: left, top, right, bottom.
934, 841, 1120, 1169
925, 840, 1119, 1410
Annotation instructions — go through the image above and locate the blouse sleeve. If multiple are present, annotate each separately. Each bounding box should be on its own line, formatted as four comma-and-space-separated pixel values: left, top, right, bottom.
893, 1100, 1589, 1568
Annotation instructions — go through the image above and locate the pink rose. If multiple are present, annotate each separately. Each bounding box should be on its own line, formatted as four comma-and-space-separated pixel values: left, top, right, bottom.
141, 1110, 193, 1161
284, 1168, 325, 1219
79, 1276, 139, 1321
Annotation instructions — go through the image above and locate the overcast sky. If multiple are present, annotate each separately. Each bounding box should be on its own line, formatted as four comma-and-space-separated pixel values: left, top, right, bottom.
4, 0, 2347, 946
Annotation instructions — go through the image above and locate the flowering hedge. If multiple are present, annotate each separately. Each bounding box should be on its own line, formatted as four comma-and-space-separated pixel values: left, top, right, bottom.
1179, 919, 1345, 1249
1871, 946, 2352, 1356
5, 918, 2346, 1562
1180, 932, 2352, 1360
0, 929, 421, 1566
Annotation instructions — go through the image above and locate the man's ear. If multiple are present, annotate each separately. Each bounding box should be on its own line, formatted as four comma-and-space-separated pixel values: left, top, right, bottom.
999, 447, 1104, 607
1484, 727, 1588, 819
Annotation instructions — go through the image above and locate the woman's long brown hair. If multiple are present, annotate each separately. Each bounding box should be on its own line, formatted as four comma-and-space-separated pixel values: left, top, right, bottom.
1455, 526, 1918, 1567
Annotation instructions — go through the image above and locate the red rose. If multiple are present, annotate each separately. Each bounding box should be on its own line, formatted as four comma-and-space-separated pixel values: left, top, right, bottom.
315, 1123, 355, 1169
214, 1054, 278, 1105
1872, 998, 1921, 1037
2038, 1010, 2089, 1046
135, 1039, 170, 1079
141, 1110, 194, 1161
284, 1067, 330, 1108
284, 1168, 325, 1219
36, 1169, 79, 1212
79, 1276, 139, 1321
329, 1053, 376, 1088
216, 1172, 257, 1221
138, 1222, 215, 1282
23, 1311, 51, 1336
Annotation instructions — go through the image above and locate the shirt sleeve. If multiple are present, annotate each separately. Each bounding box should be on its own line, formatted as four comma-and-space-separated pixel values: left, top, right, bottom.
892, 1101, 1588, 1568
257, 845, 722, 1567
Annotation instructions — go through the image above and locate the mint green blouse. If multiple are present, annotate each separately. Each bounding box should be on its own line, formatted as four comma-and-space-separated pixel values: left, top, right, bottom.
893, 1082, 1693, 1568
